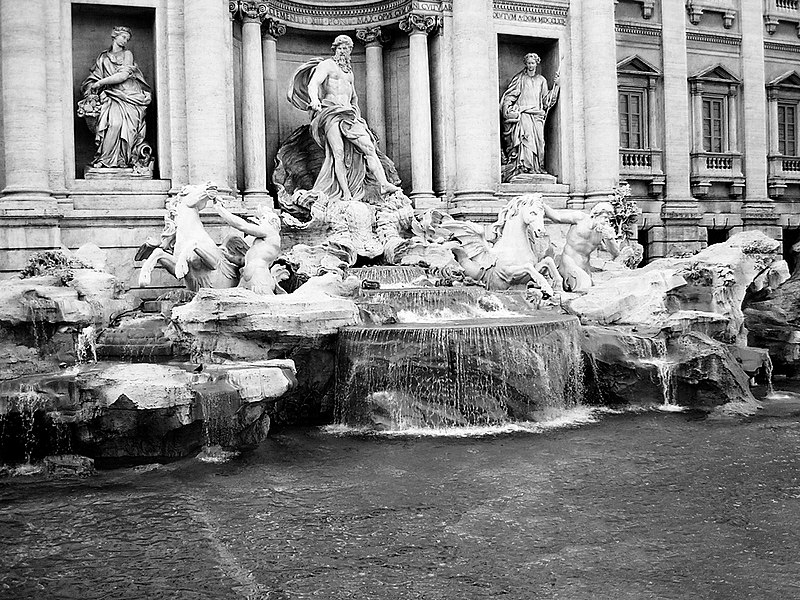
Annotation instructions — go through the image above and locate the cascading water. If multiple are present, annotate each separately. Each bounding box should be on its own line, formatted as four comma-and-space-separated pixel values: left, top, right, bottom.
335, 315, 584, 430
362, 288, 535, 322
76, 325, 98, 364
623, 335, 678, 407
349, 265, 427, 287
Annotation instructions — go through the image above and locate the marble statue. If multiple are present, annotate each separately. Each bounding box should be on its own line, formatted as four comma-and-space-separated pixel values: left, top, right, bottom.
287, 34, 400, 202
438, 193, 562, 296
500, 53, 560, 182
543, 201, 635, 292
78, 26, 153, 175
212, 201, 288, 295
137, 183, 243, 291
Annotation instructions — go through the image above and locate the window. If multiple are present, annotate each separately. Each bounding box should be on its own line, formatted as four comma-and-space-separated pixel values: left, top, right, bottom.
619, 90, 645, 149
702, 97, 725, 153
778, 102, 797, 156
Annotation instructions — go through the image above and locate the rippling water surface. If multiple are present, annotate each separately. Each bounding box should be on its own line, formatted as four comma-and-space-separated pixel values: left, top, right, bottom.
2, 401, 800, 600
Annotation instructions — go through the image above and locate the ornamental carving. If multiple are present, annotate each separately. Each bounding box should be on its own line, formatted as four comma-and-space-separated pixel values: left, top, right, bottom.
264, 18, 287, 38
399, 13, 441, 35
229, 0, 268, 23
356, 26, 389, 45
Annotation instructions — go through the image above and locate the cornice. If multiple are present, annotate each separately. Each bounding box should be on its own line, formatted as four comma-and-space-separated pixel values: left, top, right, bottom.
765, 40, 800, 54
686, 31, 741, 47
493, 1, 568, 26
615, 21, 662, 38
264, 0, 444, 29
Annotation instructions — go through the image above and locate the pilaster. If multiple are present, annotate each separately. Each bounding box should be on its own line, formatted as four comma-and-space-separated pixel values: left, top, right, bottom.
262, 18, 286, 190
184, 0, 236, 195
451, 0, 500, 206
0, 0, 56, 209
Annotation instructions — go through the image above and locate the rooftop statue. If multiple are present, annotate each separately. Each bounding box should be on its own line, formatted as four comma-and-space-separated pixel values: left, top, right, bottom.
500, 53, 559, 182
543, 200, 636, 292
437, 193, 562, 296
288, 34, 400, 202
77, 26, 153, 176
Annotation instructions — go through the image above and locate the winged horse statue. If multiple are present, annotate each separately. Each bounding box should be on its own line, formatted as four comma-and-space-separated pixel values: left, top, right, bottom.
437, 193, 563, 297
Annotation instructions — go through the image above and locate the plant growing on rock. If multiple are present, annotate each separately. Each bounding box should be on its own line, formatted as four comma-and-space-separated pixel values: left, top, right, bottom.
609, 182, 640, 240
19, 250, 90, 285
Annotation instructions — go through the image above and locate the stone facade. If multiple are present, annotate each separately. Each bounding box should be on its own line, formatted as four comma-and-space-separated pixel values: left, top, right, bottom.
2, 0, 800, 288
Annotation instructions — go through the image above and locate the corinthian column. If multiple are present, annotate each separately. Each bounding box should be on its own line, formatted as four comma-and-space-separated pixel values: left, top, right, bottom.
399, 14, 438, 205
451, 0, 499, 204
230, 1, 270, 205
184, 0, 234, 193
0, 0, 53, 205
262, 18, 286, 186
356, 26, 388, 148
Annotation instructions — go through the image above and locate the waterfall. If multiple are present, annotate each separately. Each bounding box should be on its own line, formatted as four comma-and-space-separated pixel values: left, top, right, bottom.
349, 266, 427, 287
361, 288, 534, 322
335, 315, 584, 430
76, 325, 98, 364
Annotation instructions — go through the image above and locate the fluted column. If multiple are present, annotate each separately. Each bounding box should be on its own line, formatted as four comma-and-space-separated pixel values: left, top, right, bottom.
184, 0, 233, 193
230, 1, 269, 205
356, 26, 388, 148
262, 18, 286, 187
0, 0, 53, 205
399, 14, 437, 204
451, 0, 499, 204
581, 1, 618, 198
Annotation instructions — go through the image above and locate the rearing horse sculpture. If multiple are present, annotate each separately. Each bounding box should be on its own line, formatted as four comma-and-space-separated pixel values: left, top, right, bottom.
438, 193, 563, 296
137, 183, 244, 291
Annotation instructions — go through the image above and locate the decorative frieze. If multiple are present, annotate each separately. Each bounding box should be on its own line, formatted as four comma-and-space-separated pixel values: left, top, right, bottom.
686, 31, 741, 47
765, 40, 800, 53
615, 22, 662, 38
229, 0, 268, 23
493, 1, 568, 26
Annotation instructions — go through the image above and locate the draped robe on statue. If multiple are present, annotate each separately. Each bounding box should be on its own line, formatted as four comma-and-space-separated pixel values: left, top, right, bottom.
288, 58, 377, 202
81, 50, 151, 169
500, 71, 558, 180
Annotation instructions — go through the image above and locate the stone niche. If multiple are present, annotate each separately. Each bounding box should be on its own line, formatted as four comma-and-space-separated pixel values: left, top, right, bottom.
71, 3, 157, 179
273, 27, 411, 192
497, 34, 562, 182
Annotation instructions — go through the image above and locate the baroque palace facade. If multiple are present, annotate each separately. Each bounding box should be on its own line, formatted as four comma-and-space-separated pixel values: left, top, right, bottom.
1, 0, 800, 287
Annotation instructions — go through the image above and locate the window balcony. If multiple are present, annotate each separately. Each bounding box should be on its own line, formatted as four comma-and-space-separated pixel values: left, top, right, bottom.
619, 148, 665, 197
690, 152, 744, 197
768, 154, 800, 197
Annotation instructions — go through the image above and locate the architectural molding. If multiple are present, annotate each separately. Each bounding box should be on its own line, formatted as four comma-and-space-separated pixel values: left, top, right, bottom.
686, 31, 741, 47
493, 1, 568, 25
615, 21, 662, 38
229, 0, 268, 23
262, 0, 446, 29
686, 1, 736, 29
765, 40, 800, 54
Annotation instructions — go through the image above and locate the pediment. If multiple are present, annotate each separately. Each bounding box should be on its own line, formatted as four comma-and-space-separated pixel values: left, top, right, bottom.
617, 55, 661, 76
768, 71, 800, 90
689, 64, 741, 84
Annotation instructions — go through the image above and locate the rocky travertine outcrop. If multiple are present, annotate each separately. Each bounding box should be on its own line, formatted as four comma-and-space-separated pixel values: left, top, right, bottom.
0, 360, 295, 464
581, 326, 761, 414
569, 231, 786, 345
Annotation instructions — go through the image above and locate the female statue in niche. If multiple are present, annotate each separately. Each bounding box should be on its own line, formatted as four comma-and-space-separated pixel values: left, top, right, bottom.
78, 26, 153, 174
500, 52, 560, 182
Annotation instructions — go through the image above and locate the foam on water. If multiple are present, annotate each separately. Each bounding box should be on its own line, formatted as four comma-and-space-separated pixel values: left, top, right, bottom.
323, 405, 602, 437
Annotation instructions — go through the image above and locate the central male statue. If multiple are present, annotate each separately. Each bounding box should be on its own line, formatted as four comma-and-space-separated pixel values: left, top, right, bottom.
288, 35, 400, 202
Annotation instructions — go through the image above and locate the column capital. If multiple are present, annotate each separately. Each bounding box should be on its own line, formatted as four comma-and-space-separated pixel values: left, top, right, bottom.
229, 1, 267, 24
263, 18, 286, 39
399, 13, 441, 36
356, 26, 389, 47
